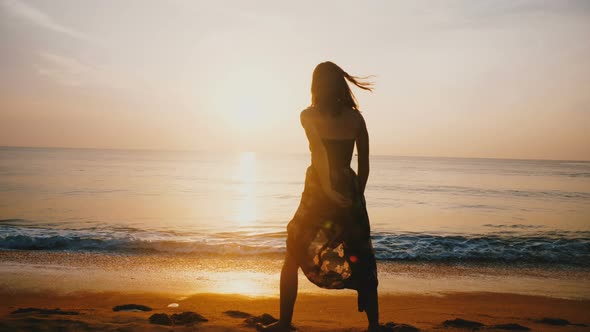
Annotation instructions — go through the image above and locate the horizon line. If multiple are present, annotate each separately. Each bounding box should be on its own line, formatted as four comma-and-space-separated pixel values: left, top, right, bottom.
1, 145, 589, 163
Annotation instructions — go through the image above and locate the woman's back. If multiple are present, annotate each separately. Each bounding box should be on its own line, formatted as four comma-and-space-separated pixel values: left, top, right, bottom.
301, 106, 365, 170
301, 106, 362, 140
321, 138, 355, 170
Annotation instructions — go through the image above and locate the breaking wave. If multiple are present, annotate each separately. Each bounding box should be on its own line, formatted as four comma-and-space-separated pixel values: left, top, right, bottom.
1, 223, 588, 266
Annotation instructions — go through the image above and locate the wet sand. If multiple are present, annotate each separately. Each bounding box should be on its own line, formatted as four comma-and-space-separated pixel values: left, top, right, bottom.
1, 250, 589, 299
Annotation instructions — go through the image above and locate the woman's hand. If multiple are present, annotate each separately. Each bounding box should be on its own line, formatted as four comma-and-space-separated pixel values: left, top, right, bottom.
325, 189, 352, 207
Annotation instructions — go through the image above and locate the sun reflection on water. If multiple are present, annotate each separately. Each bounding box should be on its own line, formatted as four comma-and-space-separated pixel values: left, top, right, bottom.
235, 152, 257, 225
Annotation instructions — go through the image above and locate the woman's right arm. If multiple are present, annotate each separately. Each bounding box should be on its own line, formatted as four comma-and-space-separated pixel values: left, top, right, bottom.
301, 108, 352, 207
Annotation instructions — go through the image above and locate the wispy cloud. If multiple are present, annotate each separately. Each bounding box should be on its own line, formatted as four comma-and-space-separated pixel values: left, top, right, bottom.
36, 51, 126, 89
36, 52, 93, 86
35, 51, 142, 92
1, 0, 88, 40
420, 0, 590, 31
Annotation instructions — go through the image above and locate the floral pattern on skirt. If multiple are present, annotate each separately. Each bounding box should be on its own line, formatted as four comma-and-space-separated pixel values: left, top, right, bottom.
287, 165, 378, 312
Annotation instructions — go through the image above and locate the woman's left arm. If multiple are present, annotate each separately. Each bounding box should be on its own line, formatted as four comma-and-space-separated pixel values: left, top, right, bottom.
356, 113, 370, 195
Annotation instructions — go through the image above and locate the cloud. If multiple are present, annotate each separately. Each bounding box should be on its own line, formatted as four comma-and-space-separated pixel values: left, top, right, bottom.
1, 0, 88, 40
35, 51, 118, 88
36, 52, 90, 86
35, 51, 153, 95
420, 0, 590, 31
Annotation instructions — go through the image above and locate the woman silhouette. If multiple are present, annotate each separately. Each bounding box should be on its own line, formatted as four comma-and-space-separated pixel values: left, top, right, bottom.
258, 62, 379, 331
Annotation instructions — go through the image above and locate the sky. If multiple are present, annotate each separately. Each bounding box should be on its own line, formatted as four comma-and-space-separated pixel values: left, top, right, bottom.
1, 0, 589, 160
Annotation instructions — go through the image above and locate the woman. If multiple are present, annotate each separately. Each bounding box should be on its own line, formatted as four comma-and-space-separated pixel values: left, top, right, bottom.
258, 62, 379, 331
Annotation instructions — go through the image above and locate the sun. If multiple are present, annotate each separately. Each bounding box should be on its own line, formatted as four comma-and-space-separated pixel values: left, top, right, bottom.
212, 64, 284, 133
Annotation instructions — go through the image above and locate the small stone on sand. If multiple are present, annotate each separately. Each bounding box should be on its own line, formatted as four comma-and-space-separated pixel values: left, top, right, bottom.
167, 303, 179, 308
535, 317, 570, 326
149, 313, 172, 325
245, 313, 279, 327
443, 318, 485, 329
11, 308, 79, 315
382, 321, 420, 331
489, 323, 530, 330
224, 310, 253, 318
149, 312, 208, 326
112, 304, 152, 312
171, 311, 208, 324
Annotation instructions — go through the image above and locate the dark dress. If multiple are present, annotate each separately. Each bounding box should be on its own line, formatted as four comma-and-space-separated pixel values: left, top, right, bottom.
286, 138, 378, 312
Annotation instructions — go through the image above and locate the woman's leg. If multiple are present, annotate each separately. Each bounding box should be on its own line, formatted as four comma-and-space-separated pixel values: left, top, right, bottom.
257, 252, 298, 331
279, 251, 299, 325
365, 286, 379, 330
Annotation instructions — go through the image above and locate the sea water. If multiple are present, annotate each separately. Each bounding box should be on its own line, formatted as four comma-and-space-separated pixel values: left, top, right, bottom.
1, 146, 589, 266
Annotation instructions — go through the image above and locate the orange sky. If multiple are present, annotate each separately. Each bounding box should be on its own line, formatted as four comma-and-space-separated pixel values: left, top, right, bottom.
1, 1, 589, 160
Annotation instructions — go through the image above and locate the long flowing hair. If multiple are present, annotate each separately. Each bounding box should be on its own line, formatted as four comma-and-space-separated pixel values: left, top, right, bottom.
311, 61, 373, 115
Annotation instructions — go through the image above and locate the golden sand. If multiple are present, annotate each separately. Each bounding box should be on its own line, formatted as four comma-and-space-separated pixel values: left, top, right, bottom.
1, 250, 590, 331
1, 290, 589, 331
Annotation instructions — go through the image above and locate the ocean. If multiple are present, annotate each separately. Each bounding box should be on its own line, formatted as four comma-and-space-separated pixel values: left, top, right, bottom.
1, 146, 589, 267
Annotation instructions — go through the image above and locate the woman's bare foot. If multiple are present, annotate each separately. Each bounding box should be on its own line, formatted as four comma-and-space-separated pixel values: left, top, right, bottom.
256, 321, 295, 331
367, 323, 382, 332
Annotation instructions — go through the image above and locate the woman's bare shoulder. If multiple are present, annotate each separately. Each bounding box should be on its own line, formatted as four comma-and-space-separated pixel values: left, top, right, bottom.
301, 106, 318, 117
300, 106, 318, 126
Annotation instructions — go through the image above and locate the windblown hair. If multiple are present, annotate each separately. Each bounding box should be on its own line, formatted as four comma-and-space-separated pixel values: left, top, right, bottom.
311, 61, 373, 115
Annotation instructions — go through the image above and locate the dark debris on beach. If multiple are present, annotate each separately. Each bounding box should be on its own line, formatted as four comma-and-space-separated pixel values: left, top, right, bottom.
11, 308, 79, 315
148, 311, 208, 326
244, 313, 279, 327
534, 317, 587, 327
441, 318, 533, 331
112, 304, 152, 312
381, 321, 420, 331
488, 323, 530, 331
224, 310, 254, 318
148, 313, 172, 325
443, 318, 485, 329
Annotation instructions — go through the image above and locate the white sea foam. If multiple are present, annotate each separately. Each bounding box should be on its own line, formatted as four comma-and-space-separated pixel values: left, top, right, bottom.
1, 224, 588, 266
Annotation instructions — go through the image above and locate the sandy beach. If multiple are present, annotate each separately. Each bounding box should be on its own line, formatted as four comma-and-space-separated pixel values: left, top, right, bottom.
1, 250, 590, 331
1, 289, 589, 331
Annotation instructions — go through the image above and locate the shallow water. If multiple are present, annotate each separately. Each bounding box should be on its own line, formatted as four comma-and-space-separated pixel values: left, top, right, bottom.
1, 147, 589, 266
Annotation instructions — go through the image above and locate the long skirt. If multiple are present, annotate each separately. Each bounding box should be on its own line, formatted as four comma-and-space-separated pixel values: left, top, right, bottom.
286, 165, 378, 312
